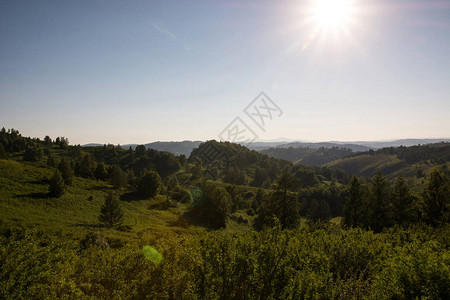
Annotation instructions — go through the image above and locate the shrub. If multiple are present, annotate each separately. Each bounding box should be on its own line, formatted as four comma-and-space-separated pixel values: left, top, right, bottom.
49, 170, 65, 197
137, 169, 162, 198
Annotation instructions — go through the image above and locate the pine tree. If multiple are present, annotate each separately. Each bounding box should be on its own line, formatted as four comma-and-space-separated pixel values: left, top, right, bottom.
255, 173, 299, 229
98, 193, 124, 228
391, 176, 413, 225
369, 172, 391, 232
49, 170, 65, 197
94, 162, 108, 180
421, 169, 449, 226
44, 135, 52, 146
343, 176, 364, 228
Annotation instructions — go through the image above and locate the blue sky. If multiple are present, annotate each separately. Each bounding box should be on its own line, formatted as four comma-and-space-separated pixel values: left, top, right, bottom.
1, 0, 449, 145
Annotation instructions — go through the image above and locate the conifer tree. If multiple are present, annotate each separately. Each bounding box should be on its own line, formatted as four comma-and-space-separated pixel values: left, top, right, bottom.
343, 176, 364, 228
98, 193, 124, 228
94, 162, 108, 180
368, 172, 391, 232
391, 176, 413, 225
421, 169, 449, 226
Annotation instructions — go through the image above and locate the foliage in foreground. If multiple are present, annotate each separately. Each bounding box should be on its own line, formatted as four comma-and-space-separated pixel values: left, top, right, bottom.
1, 223, 449, 299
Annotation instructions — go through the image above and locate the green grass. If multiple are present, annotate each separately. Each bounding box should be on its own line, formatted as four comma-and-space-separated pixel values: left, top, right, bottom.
0, 159, 206, 244
325, 154, 403, 177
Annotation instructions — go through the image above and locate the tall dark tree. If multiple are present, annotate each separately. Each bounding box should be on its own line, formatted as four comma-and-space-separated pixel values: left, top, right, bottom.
343, 176, 364, 228
135, 145, 146, 156
308, 199, 331, 223
368, 172, 391, 232
98, 193, 124, 228
137, 169, 162, 198
58, 137, 69, 149
94, 162, 108, 181
421, 169, 449, 226
0, 143, 6, 159
49, 170, 65, 197
255, 173, 299, 229
44, 135, 52, 146
391, 176, 413, 225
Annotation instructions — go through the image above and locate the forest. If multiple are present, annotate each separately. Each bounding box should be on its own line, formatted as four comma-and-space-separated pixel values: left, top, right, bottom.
0, 128, 449, 299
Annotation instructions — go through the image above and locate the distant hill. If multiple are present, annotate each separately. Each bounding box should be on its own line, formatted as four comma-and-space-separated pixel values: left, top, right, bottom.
331, 138, 450, 149
83, 141, 202, 156
325, 142, 450, 178
273, 142, 371, 152
84, 138, 450, 156
247, 138, 450, 151
142, 141, 202, 156
261, 147, 355, 166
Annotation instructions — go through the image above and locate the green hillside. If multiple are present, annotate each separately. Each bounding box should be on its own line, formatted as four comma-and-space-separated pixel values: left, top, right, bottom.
325, 143, 450, 179
0, 159, 205, 243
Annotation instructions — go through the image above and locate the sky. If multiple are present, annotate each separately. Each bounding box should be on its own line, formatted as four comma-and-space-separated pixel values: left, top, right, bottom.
1, 0, 449, 145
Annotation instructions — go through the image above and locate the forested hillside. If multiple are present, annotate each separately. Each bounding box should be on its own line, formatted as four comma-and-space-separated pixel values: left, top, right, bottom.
1, 128, 449, 299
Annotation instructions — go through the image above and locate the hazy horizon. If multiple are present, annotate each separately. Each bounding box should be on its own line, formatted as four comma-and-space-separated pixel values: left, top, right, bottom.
64, 137, 450, 147
1, 0, 450, 145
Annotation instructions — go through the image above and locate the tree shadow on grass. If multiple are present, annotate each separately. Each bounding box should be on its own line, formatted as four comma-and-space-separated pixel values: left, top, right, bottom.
26, 179, 50, 185
14, 192, 49, 199
120, 191, 145, 202
169, 208, 215, 229
88, 185, 112, 192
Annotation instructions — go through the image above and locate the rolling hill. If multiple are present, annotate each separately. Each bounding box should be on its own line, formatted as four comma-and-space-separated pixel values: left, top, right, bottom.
325, 142, 450, 178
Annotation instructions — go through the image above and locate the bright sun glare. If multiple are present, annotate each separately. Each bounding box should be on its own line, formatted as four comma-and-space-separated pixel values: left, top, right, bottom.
310, 0, 356, 30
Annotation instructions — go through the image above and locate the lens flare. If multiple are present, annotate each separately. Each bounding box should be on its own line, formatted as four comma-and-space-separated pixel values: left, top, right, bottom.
142, 245, 163, 263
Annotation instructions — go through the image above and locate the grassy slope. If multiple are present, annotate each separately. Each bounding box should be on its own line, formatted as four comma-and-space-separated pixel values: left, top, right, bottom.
0, 159, 206, 244
325, 153, 449, 178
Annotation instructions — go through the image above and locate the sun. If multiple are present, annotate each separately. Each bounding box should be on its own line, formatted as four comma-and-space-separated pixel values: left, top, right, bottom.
310, 0, 356, 30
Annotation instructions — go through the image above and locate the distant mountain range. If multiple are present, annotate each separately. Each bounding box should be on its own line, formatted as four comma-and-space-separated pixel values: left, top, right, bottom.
83, 141, 202, 156
331, 139, 450, 149
83, 138, 450, 156
255, 142, 371, 152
